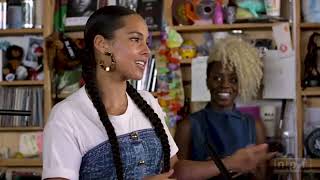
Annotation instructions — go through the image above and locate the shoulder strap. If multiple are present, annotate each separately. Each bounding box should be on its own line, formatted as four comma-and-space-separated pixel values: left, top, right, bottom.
202, 111, 225, 155
201, 110, 232, 180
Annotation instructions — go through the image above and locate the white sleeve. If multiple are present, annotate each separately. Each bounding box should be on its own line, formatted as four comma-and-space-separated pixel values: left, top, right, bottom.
42, 103, 81, 180
140, 91, 179, 158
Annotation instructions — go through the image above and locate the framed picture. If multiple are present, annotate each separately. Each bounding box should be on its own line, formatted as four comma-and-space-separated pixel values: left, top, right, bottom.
65, 0, 99, 27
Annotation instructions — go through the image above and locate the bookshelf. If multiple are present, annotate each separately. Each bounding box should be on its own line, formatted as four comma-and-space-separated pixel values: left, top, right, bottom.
298, 1, 320, 178
0, 0, 54, 174
0, 0, 318, 179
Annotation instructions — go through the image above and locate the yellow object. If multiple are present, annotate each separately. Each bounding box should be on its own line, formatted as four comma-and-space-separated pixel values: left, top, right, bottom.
236, 7, 254, 19
179, 40, 197, 59
14, 152, 24, 159
166, 28, 183, 48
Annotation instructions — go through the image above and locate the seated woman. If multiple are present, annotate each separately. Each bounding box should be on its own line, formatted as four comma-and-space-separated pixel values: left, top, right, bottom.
175, 36, 269, 180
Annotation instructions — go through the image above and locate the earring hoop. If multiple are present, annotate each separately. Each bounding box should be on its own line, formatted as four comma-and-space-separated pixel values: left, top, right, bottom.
99, 52, 116, 72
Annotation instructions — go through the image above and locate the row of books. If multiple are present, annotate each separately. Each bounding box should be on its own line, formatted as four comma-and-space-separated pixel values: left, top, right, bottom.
0, 87, 43, 127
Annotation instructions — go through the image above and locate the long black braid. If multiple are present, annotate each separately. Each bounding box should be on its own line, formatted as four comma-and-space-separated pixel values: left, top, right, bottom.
81, 6, 170, 179
82, 50, 124, 179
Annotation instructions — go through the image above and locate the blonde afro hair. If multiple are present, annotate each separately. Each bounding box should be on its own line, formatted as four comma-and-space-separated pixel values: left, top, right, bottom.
208, 36, 263, 102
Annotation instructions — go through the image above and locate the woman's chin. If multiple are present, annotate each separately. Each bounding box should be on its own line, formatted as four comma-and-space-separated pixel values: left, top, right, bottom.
130, 74, 144, 81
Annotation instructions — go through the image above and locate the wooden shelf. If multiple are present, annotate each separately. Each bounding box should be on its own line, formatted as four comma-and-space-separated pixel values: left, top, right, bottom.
67, 31, 161, 39
0, 127, 43, 132
170, 23, 281, 32
0, 80, 44, 86
66, 31, 83, 39
301, 87, 320, 96
0, 158, 42, 167
300, 23, 320, 29
0, 28, 43, 36
302, 159, 320, 168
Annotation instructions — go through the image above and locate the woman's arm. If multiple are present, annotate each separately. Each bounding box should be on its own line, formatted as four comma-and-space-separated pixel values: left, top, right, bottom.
172, 144, 272, 180
255, 119, 268, 180
173, 118, 274, 180
174, 119, 191, 159
256, 119, 267, 144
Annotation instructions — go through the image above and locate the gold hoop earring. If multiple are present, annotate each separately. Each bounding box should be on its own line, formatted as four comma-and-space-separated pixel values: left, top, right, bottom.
99, 52, 116, 72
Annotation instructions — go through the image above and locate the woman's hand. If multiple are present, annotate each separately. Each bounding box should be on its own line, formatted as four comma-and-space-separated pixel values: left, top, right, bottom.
224, 144, 276, 174
143, 169, 175, 180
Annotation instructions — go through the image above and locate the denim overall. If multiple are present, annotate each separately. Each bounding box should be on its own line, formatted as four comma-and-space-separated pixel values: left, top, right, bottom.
190, 104, 256, 180
79, 129, 163, 179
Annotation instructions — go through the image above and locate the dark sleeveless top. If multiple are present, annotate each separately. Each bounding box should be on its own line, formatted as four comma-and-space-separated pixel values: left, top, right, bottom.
190, 104, 256, 180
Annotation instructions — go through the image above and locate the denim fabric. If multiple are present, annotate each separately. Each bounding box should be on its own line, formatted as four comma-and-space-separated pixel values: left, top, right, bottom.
190, 104, 256, 161
79, 128, 163, 180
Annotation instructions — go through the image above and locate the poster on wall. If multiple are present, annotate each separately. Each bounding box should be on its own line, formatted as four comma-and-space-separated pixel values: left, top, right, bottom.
64, 0, 99, 27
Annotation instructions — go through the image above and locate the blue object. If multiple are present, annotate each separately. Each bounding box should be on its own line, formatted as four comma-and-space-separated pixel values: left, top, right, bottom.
236, 0, 266, 17
190, 104, 256, 160
79, 129, 164, 179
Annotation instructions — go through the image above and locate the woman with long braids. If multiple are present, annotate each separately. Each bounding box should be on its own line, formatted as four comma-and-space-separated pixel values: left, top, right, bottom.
43, 6, 273, 180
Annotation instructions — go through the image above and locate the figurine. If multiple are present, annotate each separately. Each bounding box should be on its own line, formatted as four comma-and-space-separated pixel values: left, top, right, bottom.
179, 39, 197, 59
3, 45, 25, 81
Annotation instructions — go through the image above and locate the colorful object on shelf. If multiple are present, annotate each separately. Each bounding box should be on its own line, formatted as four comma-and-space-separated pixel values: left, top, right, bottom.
236, 0, 266, 17
53, 0, 68, 32
179, 39, 197, 59
236, 7, 254, 19
185, 0, 215, 25
156, 28, 185, 129
166, 28, 183, 49
19, 132, 42, 158
214, 0, 224, 24
172, 0, 191, 25
197, 32, 214, 56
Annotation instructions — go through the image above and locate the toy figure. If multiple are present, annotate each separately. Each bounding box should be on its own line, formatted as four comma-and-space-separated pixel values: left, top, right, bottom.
3, 45, 24, 81
45, 32, 81, 72
179, 39, 197, 59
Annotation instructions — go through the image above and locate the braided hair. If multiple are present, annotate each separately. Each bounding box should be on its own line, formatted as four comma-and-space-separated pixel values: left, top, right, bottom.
81, 6, 170, 179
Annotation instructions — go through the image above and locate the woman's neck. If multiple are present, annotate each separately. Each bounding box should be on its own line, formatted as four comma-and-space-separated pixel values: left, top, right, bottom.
96, 74, 128, 115
210, 103, 234, 112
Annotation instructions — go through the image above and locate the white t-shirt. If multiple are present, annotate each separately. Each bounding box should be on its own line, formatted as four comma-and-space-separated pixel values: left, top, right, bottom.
42, 87, 178, 180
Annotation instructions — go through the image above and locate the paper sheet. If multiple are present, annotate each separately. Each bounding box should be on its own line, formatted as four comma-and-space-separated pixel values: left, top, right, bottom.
263, 50, 296, 99
191, 56, 211, 102
272, 22, 294, 58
